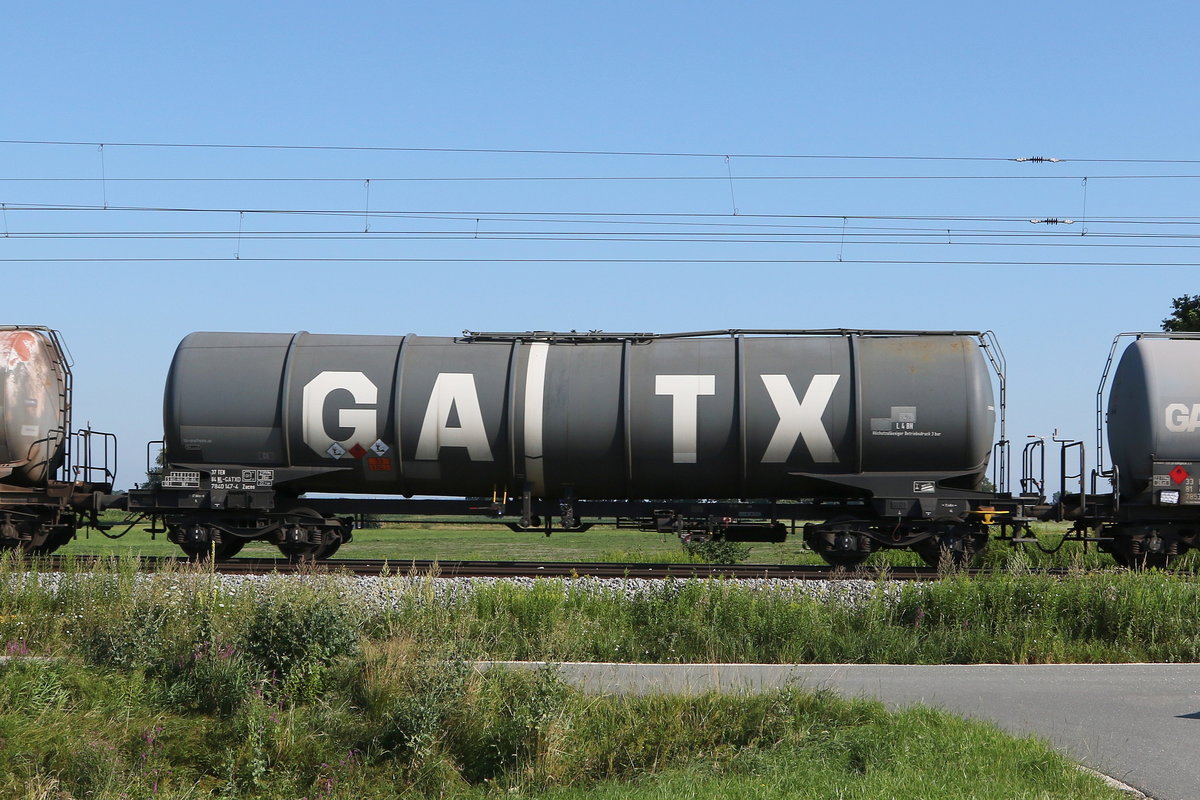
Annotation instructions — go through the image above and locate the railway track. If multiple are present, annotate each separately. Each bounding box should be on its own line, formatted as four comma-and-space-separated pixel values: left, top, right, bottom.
223, 559, 949, 580
23, 555, 1052, 580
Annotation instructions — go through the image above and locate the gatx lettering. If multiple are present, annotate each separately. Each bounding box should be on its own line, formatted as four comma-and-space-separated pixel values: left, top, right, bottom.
654, 374, 716, 464
414, 373, 494, 461
302, 371, 496, 462
302, 369, 842, 465
653, 373, 840, 464
302, 372, 378, 457
760, 374, 840, 463
1165, 403, 1200, 433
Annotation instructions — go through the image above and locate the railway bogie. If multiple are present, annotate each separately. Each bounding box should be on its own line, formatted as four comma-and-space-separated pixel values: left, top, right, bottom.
156, 506, 351, 561
0, 505, 76, 553
1102, 522, 1196, 568
804, 512, 995, 568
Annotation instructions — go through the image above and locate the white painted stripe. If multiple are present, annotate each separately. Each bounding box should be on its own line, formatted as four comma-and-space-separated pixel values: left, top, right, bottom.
524, 342, 549, 496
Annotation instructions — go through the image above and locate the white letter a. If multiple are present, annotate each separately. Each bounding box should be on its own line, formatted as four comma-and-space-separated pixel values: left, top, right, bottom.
415, 373, 494, 461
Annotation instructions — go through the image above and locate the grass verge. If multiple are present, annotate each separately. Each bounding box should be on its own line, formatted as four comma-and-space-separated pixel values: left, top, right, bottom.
0, 656, 1123, 799
0, 556, 1177, 797
4, 556, 1200, 665
371, 568, 1200, 664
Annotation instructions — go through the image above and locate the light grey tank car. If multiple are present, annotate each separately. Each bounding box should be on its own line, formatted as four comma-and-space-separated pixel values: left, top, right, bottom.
1093, 334, 1200, 564
1108, 336, 1200, 499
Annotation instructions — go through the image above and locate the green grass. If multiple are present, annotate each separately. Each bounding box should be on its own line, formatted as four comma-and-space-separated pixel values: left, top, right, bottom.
5, 555, 1200, 666
0, 651, 1123, 799
365, 569, 1200, 664
0, 556, 1159, 798
0, 529, 1178, 797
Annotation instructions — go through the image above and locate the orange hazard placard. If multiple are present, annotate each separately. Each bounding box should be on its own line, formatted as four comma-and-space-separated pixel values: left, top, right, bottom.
367, 457, 392, 471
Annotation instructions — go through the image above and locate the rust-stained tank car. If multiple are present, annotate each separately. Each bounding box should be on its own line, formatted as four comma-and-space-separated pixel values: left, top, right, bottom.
0, 326, 114, 553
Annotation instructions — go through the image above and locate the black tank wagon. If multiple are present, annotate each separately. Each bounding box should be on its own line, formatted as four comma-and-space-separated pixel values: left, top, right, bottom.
129, 329, 1039, 565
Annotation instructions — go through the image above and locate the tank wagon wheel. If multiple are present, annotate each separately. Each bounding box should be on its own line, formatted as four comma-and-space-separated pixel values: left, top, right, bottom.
806, 515, 872, 568
174, 539, 210, 561
315, 532, 344, 559
0, 512, 70, 555
26, 526, 74, 556
187, 535, 247, 561
214, 539, 246, 559
1097, 529, 1130, 568
1103, 525, 1194, 570
1109, 542, 1168, 570
914, 517, 987, 569
177, 538, 246, 561
276, 507, 338, 562
167, 524, 247, 561
1134, 554, 1171, 570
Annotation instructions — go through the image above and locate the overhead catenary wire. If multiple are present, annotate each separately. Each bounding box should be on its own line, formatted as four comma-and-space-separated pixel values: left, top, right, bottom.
4, 137, 1200, 164
13, 230, 1200, 247
13, 226, 1200, 237
7, 200, 1200, 226
5, 140, 1199, 274
3, 141, 1197, 268
5, 173, 1200, 181
3, 257, 1200, 266
9, 236, 1200, 255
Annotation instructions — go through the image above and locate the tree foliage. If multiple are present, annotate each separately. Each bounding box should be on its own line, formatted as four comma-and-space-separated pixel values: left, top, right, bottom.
1162, 295, 1200, 332
139, 448, 165, 489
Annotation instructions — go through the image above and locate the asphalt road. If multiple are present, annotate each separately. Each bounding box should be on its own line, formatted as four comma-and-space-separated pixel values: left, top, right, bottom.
486, 662, 1200, 800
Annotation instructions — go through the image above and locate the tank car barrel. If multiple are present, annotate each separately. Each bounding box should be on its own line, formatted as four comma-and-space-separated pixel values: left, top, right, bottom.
161, 329, 997, 503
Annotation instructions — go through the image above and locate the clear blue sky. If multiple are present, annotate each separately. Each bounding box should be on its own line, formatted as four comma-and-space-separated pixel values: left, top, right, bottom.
4, 1, 1198, 489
